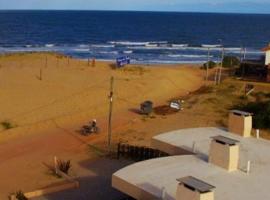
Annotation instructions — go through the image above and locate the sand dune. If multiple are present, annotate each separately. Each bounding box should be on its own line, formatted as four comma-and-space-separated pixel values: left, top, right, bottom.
0, 53, 204, 198
0, 53, 202, 135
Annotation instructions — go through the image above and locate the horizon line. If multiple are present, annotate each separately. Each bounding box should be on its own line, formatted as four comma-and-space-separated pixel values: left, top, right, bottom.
0, 9, 270, 15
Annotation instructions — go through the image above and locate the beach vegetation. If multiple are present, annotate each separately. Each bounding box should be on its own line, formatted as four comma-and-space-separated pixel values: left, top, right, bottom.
14, 190, 28, 200
57, 159, 71, 174
201, 61, 216, 70
0, 120, 16, 130
222, 56, 240, 68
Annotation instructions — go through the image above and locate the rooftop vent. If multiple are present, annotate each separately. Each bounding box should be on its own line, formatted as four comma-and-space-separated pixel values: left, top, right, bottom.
212, 135, 239, 146
228, 110, 252, 138
209, 135, 240, 172
176, 176, 215, 200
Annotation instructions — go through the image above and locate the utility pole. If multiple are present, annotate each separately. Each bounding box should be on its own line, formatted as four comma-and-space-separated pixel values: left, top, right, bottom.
218, 47, 225, 84
240, 47, 243, 62
206, 47, 210, 82
214, 68, 218, 85
108, 76, 114, 152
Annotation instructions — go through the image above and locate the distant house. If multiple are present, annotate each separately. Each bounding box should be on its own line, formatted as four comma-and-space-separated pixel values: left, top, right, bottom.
262, 44, 270, 66
262, 44, 270, 81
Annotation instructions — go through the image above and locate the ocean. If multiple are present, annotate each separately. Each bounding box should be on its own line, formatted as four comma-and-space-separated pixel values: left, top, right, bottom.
0, 10, 270, 64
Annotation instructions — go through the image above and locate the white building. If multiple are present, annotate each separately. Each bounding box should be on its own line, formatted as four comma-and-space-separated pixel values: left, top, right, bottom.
112, 112, 270, 200
263, 44, 270, 66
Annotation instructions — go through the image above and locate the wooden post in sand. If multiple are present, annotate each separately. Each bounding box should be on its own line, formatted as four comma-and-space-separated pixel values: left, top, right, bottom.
214, 68, 218, 85
108, 76, 114, 152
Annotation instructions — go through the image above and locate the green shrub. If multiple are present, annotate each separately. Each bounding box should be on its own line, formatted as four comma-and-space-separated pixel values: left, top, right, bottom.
201, 61, 216, 70
57, 159, 71, 174
1, 120, 15, 130
222, 56, 240, 68
15, 190, 28, 200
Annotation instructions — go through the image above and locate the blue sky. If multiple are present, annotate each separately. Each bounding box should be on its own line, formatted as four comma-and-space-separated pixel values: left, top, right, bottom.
0, 0, 270, 14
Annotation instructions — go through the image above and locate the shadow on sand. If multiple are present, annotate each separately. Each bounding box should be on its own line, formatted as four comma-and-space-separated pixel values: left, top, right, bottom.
33, 158, 134, 200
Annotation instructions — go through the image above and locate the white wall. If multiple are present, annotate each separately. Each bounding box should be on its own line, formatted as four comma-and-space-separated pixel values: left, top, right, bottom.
266, 50, 270, 65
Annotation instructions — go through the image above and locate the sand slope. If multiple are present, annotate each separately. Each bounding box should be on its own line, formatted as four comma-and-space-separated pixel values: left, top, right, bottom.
0, 53, 202, 135
0, 53, 204, 198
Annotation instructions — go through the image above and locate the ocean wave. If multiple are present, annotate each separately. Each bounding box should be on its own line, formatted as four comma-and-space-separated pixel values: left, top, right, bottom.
109, 41, 169, 46
201, 44, 222, 48
108, 41, 148, 46
74, 48, 90, 52
145, 44, 158, 47
99, 51, 118, 54
123, 50, 133, 54
168, 54, 212, 58
245, 50, 264, 55
78, 44, 89, 48
171, 44, 189, 47
127, 45, 244, 52
91, 44, 115, 48
149, 41, 168, 44
45, 44, 55, 48
133, 59, 205, 64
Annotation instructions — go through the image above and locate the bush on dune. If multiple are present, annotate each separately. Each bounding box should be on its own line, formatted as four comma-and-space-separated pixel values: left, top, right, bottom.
15, 190, 28, 200
0, 120, 16, 130
222, 56, 240, 68
201, 60, 216, 70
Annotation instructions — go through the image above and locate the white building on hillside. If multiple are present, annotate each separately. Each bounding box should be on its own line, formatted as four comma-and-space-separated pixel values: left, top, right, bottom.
262, 44, 270, 66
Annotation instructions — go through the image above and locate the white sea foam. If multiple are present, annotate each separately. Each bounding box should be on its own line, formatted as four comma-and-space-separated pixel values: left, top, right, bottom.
168, 54, 212, 58
100, 51, 118, 54
45, 44, 54, 48
133, 59, 205, 64
123, 50, 133, 54
91, 44, 115, 48
145, 44, 158, 47
109, 41, 149, 46
74, 48, 90, 52
171, 44, 189, 47
245, 50, 263, 55
78, 44, 89, 48
201, 44, 222, 48
149, 41, 168, 44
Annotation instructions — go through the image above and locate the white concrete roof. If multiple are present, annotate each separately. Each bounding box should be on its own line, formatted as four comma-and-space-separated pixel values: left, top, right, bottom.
113, 127, 270, 200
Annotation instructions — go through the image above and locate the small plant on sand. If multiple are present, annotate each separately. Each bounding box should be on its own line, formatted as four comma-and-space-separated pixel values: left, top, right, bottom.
57, 159, 71, 174
1, 120, 16, 130
15, 190, 28, 200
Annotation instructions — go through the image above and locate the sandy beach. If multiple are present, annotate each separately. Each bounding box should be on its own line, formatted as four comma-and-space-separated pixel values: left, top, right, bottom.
2, 52, 270, 199
0, 52, 205, 199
